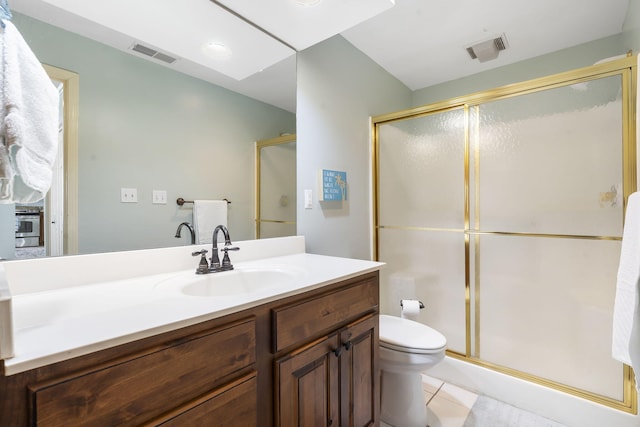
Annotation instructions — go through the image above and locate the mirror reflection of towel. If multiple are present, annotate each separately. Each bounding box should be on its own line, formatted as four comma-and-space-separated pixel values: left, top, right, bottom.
193, 200, 228, 244
0, 20, 59, 203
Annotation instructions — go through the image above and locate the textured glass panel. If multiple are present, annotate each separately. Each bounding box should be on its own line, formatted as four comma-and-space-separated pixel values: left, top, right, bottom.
258, 222, 296, 239
476, 234, 623, 400
378, 109, 466, 229
477, 76, 623, 237
379, 228, 466, 353
260, 142, 296, 223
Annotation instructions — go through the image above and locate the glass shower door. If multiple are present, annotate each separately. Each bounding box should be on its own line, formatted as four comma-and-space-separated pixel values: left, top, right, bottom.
473, 75, 625, 401
374, 59, 636, 410
377, 108, 468, 354
256, 135, 297, 239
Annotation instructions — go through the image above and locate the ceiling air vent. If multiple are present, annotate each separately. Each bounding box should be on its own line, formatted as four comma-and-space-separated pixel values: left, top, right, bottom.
130, 43, 177, 64
466, 34, 509, 63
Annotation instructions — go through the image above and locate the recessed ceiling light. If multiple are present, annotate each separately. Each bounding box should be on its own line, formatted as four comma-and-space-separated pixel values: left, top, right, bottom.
203, 41, 232, 60
294, 0, 321, 6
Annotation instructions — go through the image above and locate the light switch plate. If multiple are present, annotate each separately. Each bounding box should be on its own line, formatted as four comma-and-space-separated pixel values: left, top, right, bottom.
152, 190, 167, 204
121, 188, 137, 203
304, 189, 312, 209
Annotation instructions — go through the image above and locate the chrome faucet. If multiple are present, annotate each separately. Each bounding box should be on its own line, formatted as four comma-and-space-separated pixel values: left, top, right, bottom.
175, 222, 196, 245
209, 225, 239, 273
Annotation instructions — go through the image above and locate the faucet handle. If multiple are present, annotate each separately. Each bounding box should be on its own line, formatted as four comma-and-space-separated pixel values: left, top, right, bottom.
192, 250, 209, 274
219, 246, 239, 269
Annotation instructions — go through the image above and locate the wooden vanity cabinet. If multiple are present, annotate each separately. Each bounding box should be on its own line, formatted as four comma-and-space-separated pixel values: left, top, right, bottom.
274, 275, 380, 427
0, 271, 379, 426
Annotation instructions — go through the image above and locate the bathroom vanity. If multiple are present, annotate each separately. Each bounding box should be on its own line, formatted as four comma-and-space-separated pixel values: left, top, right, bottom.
0, 237, 382, 426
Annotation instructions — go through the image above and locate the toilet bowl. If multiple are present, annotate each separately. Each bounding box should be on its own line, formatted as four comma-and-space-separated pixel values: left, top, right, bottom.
379, 314, 447, 427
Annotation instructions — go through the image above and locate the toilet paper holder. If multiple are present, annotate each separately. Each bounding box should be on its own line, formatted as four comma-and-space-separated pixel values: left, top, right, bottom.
400, 300, 424, 309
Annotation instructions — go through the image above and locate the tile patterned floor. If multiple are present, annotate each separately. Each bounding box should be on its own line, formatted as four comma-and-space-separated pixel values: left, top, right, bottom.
422, 374, 477, 427
14, 245, 46, 259
381, 374, 565, 427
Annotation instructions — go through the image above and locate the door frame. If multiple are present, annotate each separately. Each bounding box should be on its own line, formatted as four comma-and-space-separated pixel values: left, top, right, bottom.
43, 64, 79, 255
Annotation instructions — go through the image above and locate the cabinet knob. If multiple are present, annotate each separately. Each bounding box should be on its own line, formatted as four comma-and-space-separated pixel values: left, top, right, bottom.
343, 341, 352, 351
333, 347, 342, 357
328, 419, 333, 426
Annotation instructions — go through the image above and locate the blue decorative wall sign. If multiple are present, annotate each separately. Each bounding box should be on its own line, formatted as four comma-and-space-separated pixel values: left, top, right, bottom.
320, 169, 347, 201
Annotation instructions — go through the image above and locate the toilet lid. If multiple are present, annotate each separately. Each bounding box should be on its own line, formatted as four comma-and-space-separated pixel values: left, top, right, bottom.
379, 314, 447, 354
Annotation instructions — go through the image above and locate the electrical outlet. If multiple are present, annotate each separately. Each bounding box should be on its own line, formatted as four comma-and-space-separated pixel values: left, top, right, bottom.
121, 188, 138, 203
152, 190, 167, 204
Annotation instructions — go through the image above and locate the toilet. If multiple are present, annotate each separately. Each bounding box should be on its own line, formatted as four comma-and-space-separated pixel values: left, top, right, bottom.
379, 314, 447, 427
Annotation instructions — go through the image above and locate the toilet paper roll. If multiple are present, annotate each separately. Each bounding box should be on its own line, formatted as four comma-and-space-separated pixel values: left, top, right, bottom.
400, 299, 421, 320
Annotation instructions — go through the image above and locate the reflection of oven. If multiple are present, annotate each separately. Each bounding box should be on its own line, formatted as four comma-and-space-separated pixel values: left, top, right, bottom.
15, 210, 41, 248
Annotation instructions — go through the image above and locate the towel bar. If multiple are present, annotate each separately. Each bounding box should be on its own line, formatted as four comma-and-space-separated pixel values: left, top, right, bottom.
177, 198, 231, 206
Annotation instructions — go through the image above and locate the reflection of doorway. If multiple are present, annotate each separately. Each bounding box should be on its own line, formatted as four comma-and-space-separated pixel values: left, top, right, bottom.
42, 78, 64, 257
255, 134, 296, 239
42, 64, 79, 257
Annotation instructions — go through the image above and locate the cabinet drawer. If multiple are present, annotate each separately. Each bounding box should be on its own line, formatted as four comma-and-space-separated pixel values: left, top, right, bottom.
155, 372, 257, 427
30, 318, 256, 426
273, 277, 378, 352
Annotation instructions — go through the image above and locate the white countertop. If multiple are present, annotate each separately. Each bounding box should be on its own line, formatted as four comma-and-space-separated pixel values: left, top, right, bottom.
2, 247, 383, 375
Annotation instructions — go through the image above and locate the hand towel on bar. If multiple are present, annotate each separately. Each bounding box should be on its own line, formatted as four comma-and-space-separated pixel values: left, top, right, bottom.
0, 20, 59, 203
193, 200, 227, 245
612, 191, 640, 389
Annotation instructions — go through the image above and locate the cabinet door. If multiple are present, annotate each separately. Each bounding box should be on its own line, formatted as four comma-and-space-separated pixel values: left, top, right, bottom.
340, 315, 379, 427
276, 334, 341, 427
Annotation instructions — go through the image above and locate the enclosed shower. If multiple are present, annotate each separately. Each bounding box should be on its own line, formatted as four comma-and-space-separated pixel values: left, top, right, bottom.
373, 55, 637, 413
255, 135, 297, 239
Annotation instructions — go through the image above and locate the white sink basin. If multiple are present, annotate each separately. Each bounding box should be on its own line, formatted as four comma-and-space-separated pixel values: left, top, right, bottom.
155, 266, 305, 297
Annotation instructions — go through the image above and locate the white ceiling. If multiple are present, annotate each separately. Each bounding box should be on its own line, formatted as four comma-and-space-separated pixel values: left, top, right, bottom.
342, 0, 630, 91
9, 0, 631, 113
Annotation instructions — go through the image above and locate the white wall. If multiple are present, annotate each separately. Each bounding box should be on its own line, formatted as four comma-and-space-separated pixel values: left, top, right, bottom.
296, 36, 411, 259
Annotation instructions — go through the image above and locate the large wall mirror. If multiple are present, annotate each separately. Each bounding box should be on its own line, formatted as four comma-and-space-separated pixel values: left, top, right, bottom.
0, 12, 296, 260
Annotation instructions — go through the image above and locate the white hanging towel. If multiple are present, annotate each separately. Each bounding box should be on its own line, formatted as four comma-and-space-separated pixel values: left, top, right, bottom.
0, 20, 59, 203
612, 191, 640, 389
192, 200, 228, 244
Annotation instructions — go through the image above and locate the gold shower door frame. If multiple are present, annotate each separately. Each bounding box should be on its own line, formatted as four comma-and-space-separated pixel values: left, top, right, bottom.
255, 134, 297, 239
372, 55, 637, 413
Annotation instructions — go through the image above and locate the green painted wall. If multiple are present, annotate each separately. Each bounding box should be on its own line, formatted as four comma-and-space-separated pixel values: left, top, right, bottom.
3, 13, 295, 256
296, 36, 412, 259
